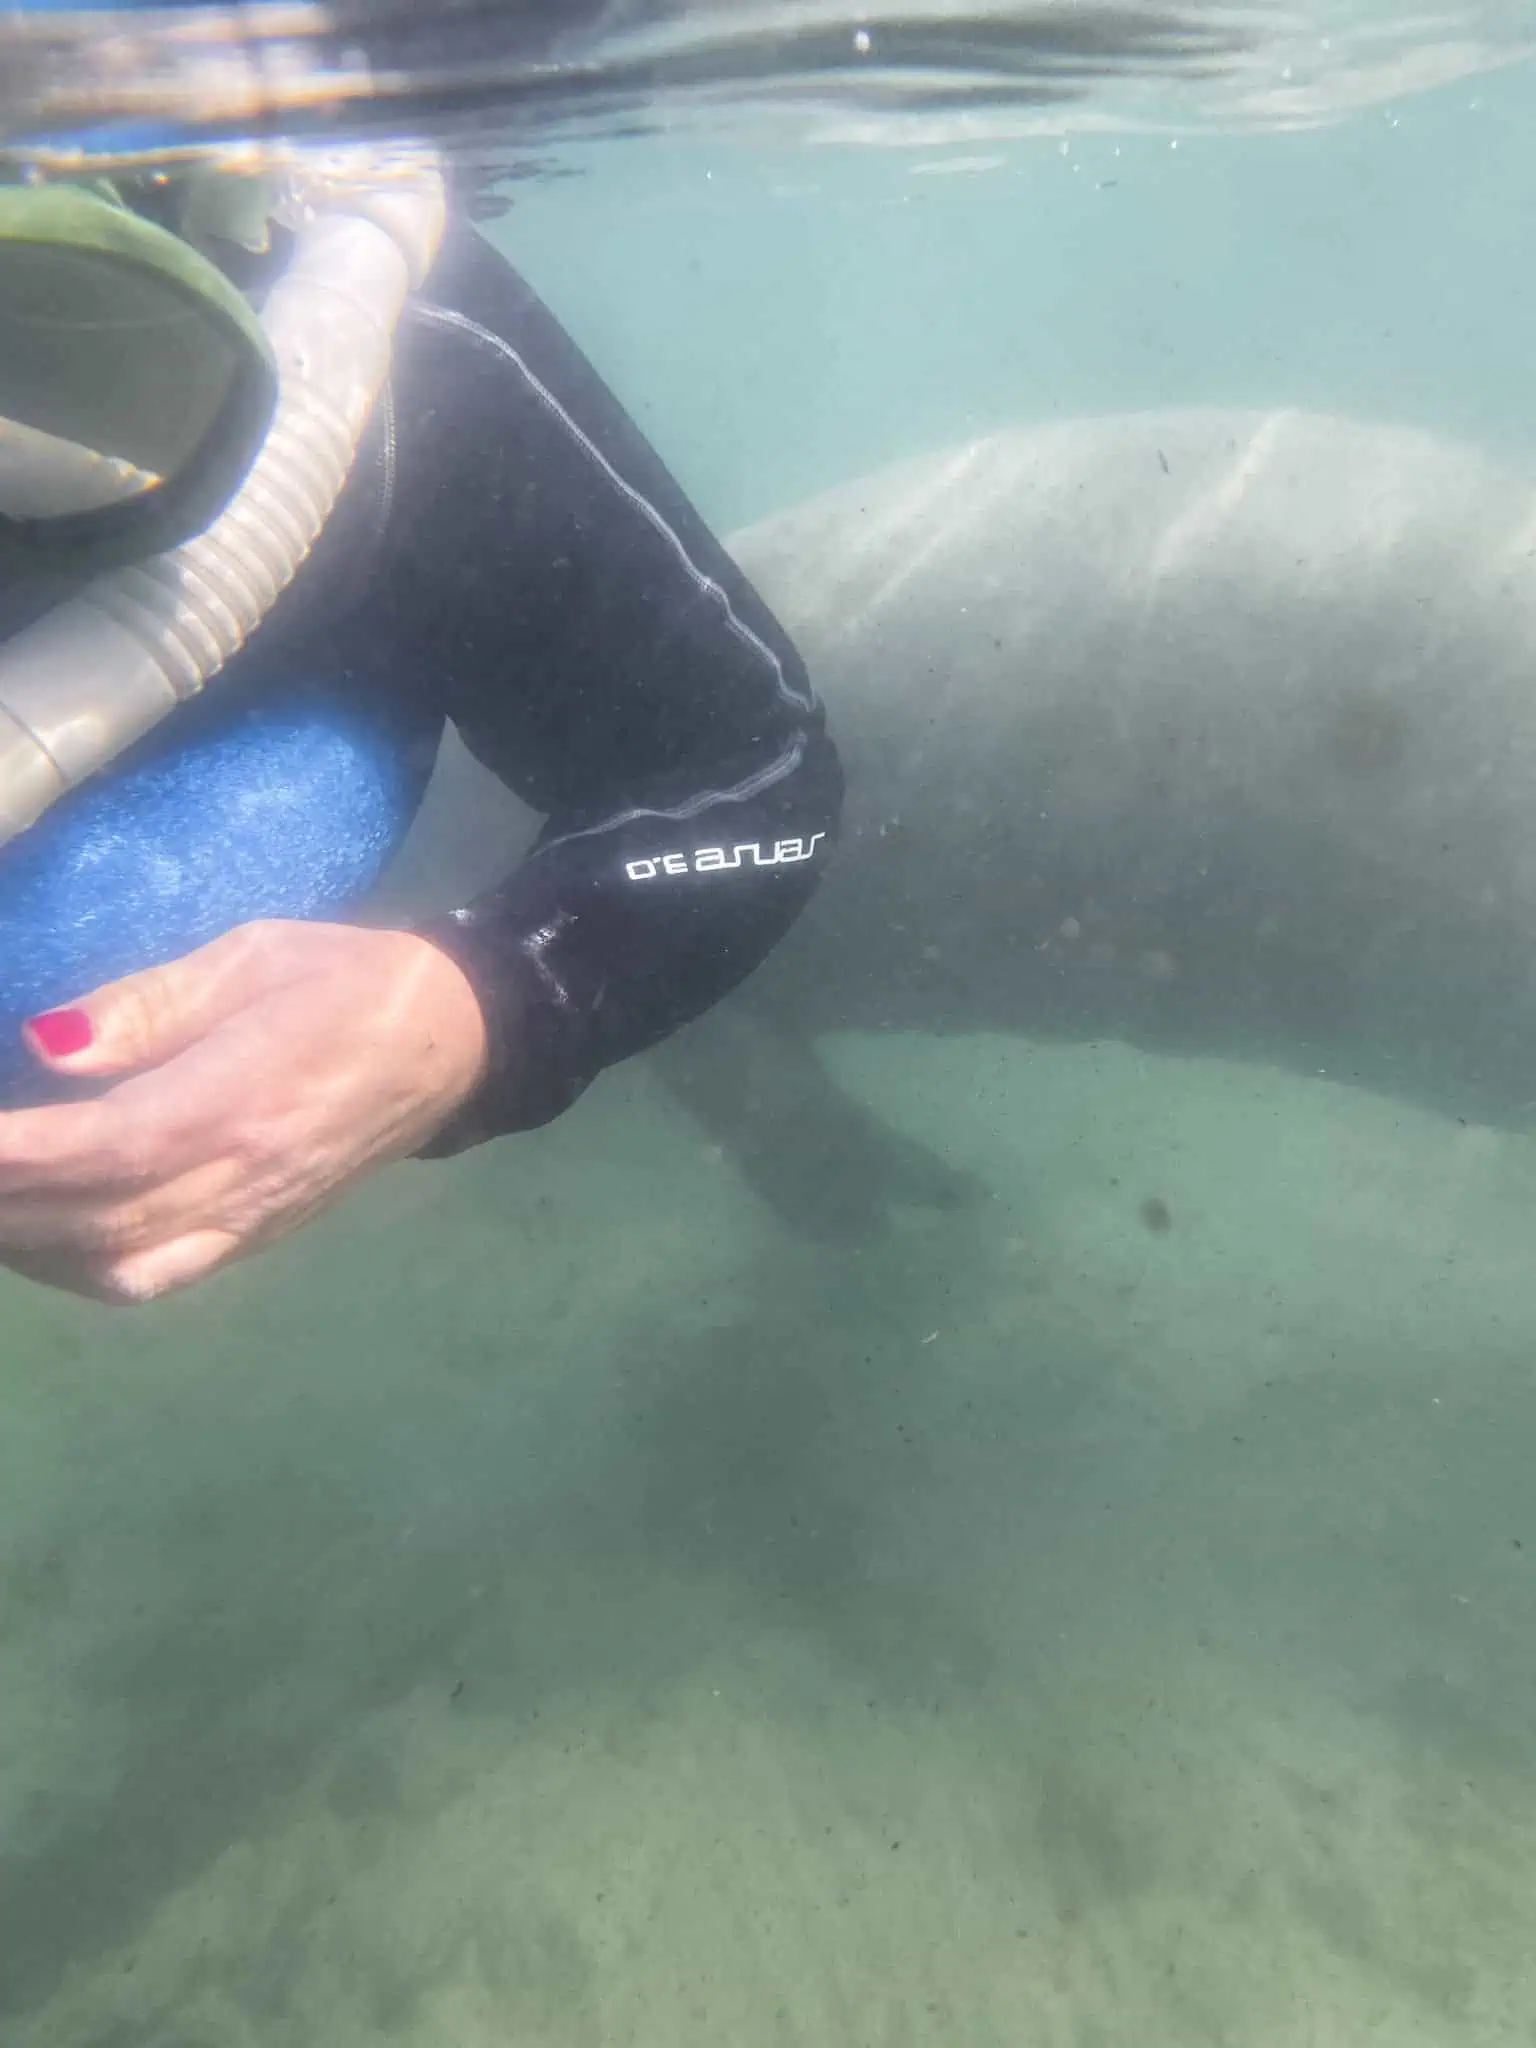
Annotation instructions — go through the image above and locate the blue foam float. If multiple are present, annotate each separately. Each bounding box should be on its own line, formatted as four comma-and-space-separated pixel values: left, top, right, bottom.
0, 683, 432, 1105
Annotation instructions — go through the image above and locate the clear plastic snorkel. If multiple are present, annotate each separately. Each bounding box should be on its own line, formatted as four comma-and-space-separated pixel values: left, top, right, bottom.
0, 140, 447, 847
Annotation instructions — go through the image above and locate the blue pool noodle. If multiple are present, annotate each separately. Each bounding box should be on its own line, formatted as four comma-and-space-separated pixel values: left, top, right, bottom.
0, 688, 429, 1104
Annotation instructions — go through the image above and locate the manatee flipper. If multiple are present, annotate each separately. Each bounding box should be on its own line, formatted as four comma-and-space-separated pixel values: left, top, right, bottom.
649, 1003, 981, 1246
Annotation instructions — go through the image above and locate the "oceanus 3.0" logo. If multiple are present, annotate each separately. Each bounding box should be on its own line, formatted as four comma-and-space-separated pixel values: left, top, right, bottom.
625, 833, 827, 883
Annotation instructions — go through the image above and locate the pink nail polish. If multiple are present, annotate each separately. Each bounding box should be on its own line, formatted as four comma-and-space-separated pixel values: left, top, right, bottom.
27, 1008, 94, 1058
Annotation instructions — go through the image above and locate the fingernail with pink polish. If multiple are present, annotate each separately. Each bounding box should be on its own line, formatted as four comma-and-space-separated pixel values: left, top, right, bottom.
27, 1009, 94, 1059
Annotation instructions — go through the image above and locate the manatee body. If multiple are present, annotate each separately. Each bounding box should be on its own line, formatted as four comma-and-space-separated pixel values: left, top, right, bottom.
719, 408, 1536, 1124
392, 408, 1536, 1221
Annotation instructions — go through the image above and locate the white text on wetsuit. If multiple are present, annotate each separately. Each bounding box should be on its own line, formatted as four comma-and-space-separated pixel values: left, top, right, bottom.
625, 833, 826, 883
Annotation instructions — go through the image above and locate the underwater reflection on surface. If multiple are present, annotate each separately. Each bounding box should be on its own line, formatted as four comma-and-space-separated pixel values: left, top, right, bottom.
2, 0, 1530, 158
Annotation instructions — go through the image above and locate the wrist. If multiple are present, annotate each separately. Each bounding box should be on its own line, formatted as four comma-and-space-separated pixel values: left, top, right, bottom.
410, 905, 599, 1156
404, 930, 491, 1121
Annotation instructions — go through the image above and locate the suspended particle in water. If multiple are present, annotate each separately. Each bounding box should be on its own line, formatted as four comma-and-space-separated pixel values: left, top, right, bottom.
1140, 1196, 1173, 1235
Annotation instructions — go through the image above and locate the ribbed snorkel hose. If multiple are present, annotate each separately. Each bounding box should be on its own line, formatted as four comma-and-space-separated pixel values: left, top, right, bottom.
0, 148, 446, 847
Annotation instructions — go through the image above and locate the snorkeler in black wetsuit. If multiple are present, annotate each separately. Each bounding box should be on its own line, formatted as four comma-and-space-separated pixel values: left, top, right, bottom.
244, 211, 844, 1155
0, 188, 840, 1307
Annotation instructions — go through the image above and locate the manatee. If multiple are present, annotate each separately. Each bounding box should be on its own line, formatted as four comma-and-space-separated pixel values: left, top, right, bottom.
390, 408, 1536, 1233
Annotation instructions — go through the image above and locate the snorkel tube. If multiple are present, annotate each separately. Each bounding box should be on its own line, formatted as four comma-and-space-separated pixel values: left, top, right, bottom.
0, 143, 447, 847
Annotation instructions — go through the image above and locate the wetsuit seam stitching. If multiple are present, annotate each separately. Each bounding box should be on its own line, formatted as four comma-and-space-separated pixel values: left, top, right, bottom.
532, 731, 808, 862
410, 299, 814, 715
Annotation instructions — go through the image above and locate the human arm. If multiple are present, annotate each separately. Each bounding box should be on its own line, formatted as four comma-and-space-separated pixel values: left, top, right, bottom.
374, 221, 843, 1151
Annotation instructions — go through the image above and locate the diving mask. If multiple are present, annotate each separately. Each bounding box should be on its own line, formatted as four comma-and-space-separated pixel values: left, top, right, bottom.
0, 165, 279, 572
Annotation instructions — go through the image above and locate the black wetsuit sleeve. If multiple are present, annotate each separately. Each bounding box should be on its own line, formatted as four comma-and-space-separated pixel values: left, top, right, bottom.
371, 222, 843, 1152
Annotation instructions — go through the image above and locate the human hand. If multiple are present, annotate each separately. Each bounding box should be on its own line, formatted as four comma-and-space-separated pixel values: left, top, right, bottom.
0, 920, 488, 1304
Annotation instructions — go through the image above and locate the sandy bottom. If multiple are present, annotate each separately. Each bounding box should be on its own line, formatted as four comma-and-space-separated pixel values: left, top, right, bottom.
3, 1029, 1536, 2046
